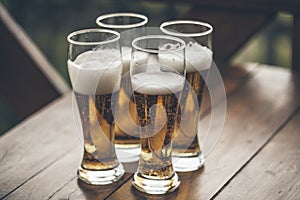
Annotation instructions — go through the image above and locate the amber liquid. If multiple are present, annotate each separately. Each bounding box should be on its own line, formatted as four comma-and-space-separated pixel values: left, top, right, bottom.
114, 77, 140, 147
173, 69, 208, 156
133, 91, 180, 178
75, 92, 119, 170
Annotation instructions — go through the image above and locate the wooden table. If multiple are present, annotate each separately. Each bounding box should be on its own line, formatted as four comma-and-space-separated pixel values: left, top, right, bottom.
0, 63, 299, 200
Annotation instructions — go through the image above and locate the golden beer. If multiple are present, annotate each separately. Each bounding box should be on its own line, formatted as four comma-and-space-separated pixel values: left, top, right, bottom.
114, 88, 140, 147
96, 13, 148, 151
134, 90, 180, 178
170, 41, 212, 172
114, 53, 140, 148
160, 20, 214, 171
132, 71, 184, 193
173, 69, 209, 156
75, 92, 119, 170
67, 32, 125, 185
130, 34, 185, 194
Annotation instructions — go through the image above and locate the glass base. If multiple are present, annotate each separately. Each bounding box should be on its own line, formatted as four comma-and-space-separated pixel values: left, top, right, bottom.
115, 145, 141, 163
78, 164, 125, 185
172, 153, 205, 172
132, 172, 180, 194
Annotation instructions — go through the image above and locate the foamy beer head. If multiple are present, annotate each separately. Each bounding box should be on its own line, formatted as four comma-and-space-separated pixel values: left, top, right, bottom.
132, 72, 185, 95
160, 20, 213, 73
159, 21, 213, 172
131, 35, 186, 77
67, 29, 122, 95
67, 29, 125, 184
130, 35, 185, 193
96, 13, 148, 73
160, 20, 213, 48
158, 43, 186, 74
185, 41, 212, 73
68, 49, 122, 95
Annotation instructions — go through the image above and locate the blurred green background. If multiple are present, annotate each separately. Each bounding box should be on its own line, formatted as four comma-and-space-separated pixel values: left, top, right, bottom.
0, 0, 292, 135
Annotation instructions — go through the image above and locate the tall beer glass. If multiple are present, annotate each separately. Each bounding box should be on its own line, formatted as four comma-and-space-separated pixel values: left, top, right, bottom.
160, 20, 213, 172
67, 29, 124, 185
131, 35, 186, 194
96, 13, 148, 162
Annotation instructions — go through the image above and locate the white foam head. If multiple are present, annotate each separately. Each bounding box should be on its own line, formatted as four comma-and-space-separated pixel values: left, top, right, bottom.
157, 43, 185, 73
68, 49, 122, 95
130, 50, 150, 74
185, 42, 212, 72
132, 72, 184, 95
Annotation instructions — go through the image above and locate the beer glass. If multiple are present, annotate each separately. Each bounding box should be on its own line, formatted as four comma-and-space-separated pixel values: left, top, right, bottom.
96, 13, 148, 162
160, 20, 213, 172
67, 29, 125, 185
131, 35, 186, 194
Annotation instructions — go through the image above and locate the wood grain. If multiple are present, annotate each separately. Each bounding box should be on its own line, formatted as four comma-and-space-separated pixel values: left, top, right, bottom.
200, 63, 259, 116
107, 67, 300, 199
215, 108, 300, 200
41, 64, 256, 199
0, 93, 77, 198
4, 144, 82, 200
0, 92, 138, 199
2, 64, 298, 199
4, 144, 133, 200
48, 173, 133, 200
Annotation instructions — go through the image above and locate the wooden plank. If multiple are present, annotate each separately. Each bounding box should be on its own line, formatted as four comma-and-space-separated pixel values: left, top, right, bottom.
4, 145, 133, 200
3, 145, 82, 200
200, 63, 259, 115
215, 108, 300, 200
0, 63, 259, 198
0, 91, 137, 199
0, 93, 78, 198
31, 64, 257, 199
107, 66, 300, 199
217, 63, 259, 99
48, 174, 133, 200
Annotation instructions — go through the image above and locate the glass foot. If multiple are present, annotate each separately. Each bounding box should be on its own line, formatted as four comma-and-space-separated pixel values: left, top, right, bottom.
78, 163, 125, 185
173, 153, 205, 172
132, 172, 180, 194
115, 145, 141, 163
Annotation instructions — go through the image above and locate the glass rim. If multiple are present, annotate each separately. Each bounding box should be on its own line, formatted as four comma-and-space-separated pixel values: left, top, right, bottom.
132, 35, 186, 54
160, 20, 213, 37
67, 28, 120, 46
96, 12, 148, 29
